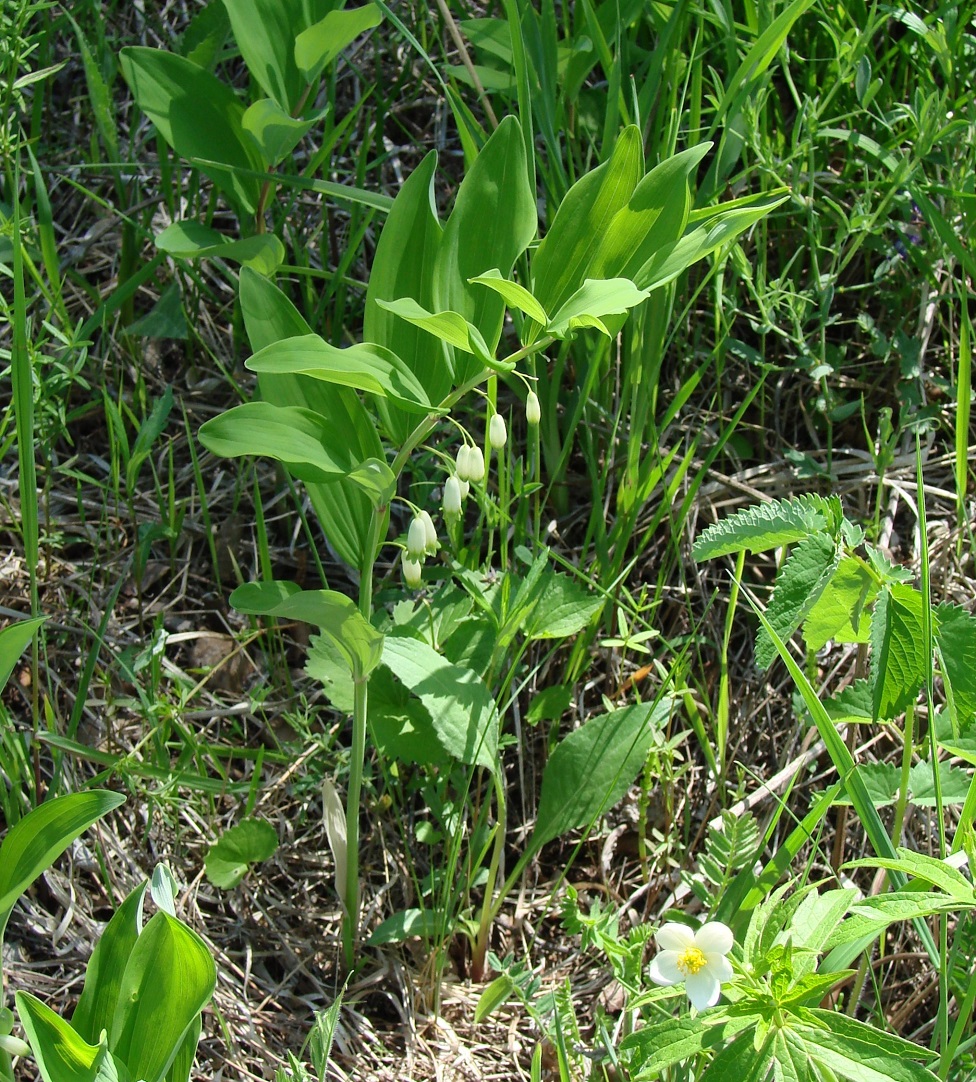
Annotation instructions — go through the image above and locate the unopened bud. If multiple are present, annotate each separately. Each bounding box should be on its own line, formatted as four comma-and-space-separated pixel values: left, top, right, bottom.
456, 444, 472, 481
443, 475, 463, 516
466, 444, 485, 483
0, 1034, 31, 1058
489, 413, 507, 450
401, 552, 423, 589
526, 390, 541, 426
458, 478, 470, 499
407, 516, 428, 561
419, 510, 438, 554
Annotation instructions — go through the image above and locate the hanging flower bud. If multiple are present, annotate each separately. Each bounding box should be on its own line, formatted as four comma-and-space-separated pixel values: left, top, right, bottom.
401, 552, 423, 589
456, 444, 472, 481
466, 444, 485, 483
526, 390, 541, 426
419, 509, 438, 554
443, 475, 463, 516
407, 516, 428, 561
489, 413, 508, 450
458, 478, 470, 500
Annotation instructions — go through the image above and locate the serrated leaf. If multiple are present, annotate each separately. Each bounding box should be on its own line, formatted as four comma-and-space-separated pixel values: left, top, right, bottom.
804, 557, 878, 650
834, 762, 900, 807
791, 1014, 939, 1082
205, 819, 278, 888
693, 495, 843, 561
908, 759, 971, 806
785, 888, 856, 953
936, 603, 976, 729
756, 532, 838, 669
871, 584, 926, 721
823, 680, 874, 722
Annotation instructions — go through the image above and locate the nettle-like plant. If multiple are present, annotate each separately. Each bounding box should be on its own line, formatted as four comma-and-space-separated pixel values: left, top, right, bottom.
189, 112, 785, 974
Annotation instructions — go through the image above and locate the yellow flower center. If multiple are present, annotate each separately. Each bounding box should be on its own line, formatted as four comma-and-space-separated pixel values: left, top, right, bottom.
677, 947, 708, 976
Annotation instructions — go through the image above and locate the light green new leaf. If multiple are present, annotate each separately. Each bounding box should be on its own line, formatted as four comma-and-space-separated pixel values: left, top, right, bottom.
755, 533, 839, 670
0, 615, 45, 693
239, 267, 382, 569
468, 269, 548, 326
435, 115, 536, 366
531, 699, 672, 851
242, 98, 323, 167
246, 334, 434, 413
230, 580, 384, 680
547, 277, 650, 338
375, 298, 494, 365
71, 882, 149, 1046
530, 126, 643, 327
16, 993, 121, 1082
0, 791, 125, 941
127, 386, 174, 493
871, 584, 926, 721
199, 401, 355, 483
205, 819, 278, 889
295, 4, 383, 85
110, 912, 216, 1082
346, 457, 396, 510
382, 635, 499, 772
119, 47, 263, 215
221, 0, 321, 111
803, 557, 878, 651
155, 222, 285, 275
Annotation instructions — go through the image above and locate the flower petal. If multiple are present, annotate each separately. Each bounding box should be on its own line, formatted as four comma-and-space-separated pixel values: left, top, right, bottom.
704, 954, 734, 983
656, 922, 695, 951
695, 922, 733, 956
648, 952, 683, 986
685, 970, 721, 1011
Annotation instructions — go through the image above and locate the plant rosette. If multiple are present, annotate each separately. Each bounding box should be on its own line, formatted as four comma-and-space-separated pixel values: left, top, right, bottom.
648, 920, 733, 1010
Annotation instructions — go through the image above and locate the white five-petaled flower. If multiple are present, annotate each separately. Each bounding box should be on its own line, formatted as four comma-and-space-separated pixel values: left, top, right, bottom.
649, 921, 733, 1010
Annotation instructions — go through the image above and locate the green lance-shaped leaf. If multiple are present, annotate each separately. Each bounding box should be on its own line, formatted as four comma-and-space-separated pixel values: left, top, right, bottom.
230, 580, 384, 680
205, 819, 278, 889
375, 297, 496, 367
546, 277, 651, 339
434, 114, 536, 371
0, 615, 45, 693
699, 1029, 775, 1081
468, 268, 548, 325
871, 583, 926, 721
239, 267, 383, 569
295, 4, 384, 86
363, 151, 447, 446
0, 791, 125, 943
381, 635, 500, 772
109, 911, 216, 1082
126, 385, 174, 494
119, 47, 264, 216
693, 493, 843, 561
636, 191, 789, 293
221, 0, 312, 112
803, 556, 878, 652
15, 993, 123, 1082
530, 698, 672, 851
246, 334, 435, 413
199, 401, 356, 484
155, 221, 285, 275
590, 142, 712, 283
529, 125, 643, 333
755, 532, 839, 670
71, 881, 149, 1046
845, 847, 975, 902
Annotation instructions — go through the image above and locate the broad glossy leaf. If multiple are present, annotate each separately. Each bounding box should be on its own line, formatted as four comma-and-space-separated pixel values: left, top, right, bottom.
547, 277, 650, 338
531, 699, 672, 851
0, 791, 125, 938
530, 126, 643, 328
363, 152, 447, 444
205, 819, 278, 888
198, 401, 355, 483
241, 98, 322, 167
382, 635, 500, 772
0, 615, 45, 693
110, 912, 215, 1082
71, 882, 149, 1046
375, 298, 493, 364
295, 4, 383, 85
346, 457, 396, 509
468, 268, 548, 325
230, 580, 384, 679
16, 993, 121, 1082
239, 268, 382, 569
246, 334, 434, 413
435, 115, 536, 369
520, 571, 603, 641
155, 222, 284, 275
119, 47, 263, 214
